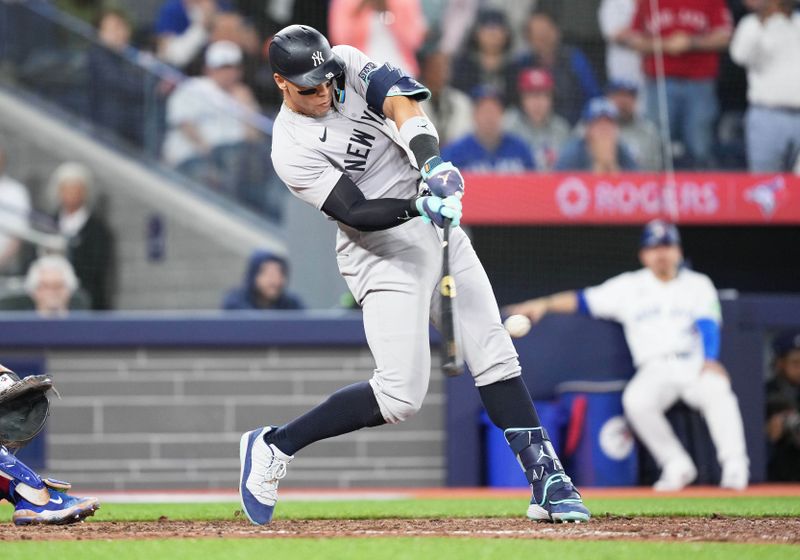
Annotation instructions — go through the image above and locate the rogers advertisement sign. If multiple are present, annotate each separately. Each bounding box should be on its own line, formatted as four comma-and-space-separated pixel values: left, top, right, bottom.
461, 173, 799, 225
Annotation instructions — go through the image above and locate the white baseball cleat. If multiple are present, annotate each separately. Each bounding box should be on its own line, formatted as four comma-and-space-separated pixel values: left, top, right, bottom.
653, 458, 697, 492
239, 426, 293, 525
720, 458, 749, 491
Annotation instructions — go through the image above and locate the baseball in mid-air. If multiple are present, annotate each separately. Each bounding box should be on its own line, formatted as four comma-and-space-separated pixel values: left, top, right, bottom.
504, 314, 532, 338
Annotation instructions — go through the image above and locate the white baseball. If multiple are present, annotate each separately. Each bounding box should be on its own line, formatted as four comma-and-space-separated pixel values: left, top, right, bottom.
504, 314, 532, 338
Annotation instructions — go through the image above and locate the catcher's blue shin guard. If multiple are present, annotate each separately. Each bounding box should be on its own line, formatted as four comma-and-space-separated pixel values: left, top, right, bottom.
0, 445, 48, 503
1, 446, 99, 525
504, 427, 591, 523
239, 426, 293, 525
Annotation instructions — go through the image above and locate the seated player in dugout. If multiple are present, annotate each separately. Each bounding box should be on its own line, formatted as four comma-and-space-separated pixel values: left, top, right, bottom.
507, 220, 749, 491
238, 25, 590, 525
766, 330, 800, 482
0, 364, 99, 525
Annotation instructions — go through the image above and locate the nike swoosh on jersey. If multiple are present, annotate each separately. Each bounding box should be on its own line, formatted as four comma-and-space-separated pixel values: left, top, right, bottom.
49, 496, 64, 504
319, 127, 327, 142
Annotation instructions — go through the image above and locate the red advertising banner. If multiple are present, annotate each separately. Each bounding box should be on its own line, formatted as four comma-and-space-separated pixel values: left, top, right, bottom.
461, 173, 800, 225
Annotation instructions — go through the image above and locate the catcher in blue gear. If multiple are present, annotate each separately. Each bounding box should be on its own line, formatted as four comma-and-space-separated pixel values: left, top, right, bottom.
0, 364, 99, 525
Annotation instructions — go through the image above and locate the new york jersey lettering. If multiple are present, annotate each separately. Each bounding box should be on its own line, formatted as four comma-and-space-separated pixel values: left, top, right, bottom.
344, 128, 376, 172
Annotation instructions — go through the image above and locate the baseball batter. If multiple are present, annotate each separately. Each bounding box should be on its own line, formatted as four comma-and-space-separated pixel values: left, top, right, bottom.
507, 221, 750, 491
238, 25, 589, 525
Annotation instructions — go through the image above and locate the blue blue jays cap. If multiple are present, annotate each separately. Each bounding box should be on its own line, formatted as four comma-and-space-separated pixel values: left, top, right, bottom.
606, 79, 639, 95
470, 84, 505, 104
640, 219, 681, 248
581, 97, 619, 123
477, 9, 508, 27
773, 330, 800, 358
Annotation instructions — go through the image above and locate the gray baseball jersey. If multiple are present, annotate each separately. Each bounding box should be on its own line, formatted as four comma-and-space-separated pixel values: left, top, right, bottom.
271, 46, 521, 424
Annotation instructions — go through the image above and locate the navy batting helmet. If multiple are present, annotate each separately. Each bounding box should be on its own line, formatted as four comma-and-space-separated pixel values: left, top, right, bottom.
269, 25, 345, 87
640, 219, 681, 248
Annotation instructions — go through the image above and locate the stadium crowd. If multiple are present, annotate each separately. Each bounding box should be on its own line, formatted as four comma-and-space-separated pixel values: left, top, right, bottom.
2, 0, 797, 200
0, 0, 797, 307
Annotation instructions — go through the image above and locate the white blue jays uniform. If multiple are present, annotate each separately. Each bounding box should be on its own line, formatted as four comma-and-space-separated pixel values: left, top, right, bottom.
271, 46, 521, 423
583, 268, 749, 480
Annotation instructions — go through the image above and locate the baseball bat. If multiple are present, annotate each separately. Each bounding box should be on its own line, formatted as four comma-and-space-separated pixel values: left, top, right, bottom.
440, 218, 462, 376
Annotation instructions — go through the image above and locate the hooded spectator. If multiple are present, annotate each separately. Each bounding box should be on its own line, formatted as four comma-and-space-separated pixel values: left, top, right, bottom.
222, 250, 304, 310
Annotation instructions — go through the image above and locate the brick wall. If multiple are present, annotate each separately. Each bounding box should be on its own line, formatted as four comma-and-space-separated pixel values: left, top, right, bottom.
24, 347, 445, 490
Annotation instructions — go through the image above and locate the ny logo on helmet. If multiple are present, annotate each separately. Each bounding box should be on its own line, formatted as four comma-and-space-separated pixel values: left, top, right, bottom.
311, 51, 324, 67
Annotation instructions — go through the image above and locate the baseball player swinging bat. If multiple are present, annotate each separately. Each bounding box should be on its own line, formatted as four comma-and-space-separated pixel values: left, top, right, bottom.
237, 25, 590, 527
440, 217, 462, 376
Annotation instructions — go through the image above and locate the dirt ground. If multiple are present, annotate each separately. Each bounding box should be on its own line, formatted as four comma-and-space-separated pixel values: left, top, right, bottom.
1, 516, 799, 544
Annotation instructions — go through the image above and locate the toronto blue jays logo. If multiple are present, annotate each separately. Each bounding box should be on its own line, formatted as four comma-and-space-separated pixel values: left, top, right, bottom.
745, 176, 786, 218
311, 50, 324, 67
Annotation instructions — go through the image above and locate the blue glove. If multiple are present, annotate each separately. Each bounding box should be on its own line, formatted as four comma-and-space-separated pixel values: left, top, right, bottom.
421, 157, 465, 199
415, 195, 462, 228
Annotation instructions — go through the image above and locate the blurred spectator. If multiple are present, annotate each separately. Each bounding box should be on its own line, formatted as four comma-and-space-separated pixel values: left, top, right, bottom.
598, 0, 643, 89
420, 0, 474, 56
329, 0, 427, 76
0, 146, 31, 275
730, 0, 800, 173
504, 68, 569, 171
555, 97, 638, 173
21, 255, 88, 317
450, 9, 517, 103
50, 163, 114, 310
54, 0, 104, 24
618, 0, 733, 169
607, 80, 663, 171
163, 41, 265, 197
155, 0, 233, 69
222, 250, 304, 310
766, 330, 800, 481
420, 0, 536, 57
87, 8, 149, 147
209, 10, 260, 55
514, 7, 601, 124
420, 51, 473, 147
441, 85, 535, 173
236, 0, 329, 37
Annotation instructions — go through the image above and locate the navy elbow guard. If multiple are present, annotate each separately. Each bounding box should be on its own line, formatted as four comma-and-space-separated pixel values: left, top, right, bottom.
365, 63, 431, 116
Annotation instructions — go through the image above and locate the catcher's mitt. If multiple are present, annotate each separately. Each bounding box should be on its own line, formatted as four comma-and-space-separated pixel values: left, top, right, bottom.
0, 365, 53, 449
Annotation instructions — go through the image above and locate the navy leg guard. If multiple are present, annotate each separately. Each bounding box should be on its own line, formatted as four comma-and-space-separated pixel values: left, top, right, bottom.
0, 445, 48, 506
505, 427, 591, 523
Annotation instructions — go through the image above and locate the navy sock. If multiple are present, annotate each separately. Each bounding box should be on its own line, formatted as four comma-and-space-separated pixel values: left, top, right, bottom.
478, 376, 541, 430
264, 381, 385, 455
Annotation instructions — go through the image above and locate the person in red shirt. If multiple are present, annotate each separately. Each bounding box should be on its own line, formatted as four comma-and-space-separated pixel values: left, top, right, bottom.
616, 0, 733, 169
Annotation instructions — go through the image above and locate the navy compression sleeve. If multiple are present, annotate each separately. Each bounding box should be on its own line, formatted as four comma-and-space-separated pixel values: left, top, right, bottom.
322, 174, 419, 231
